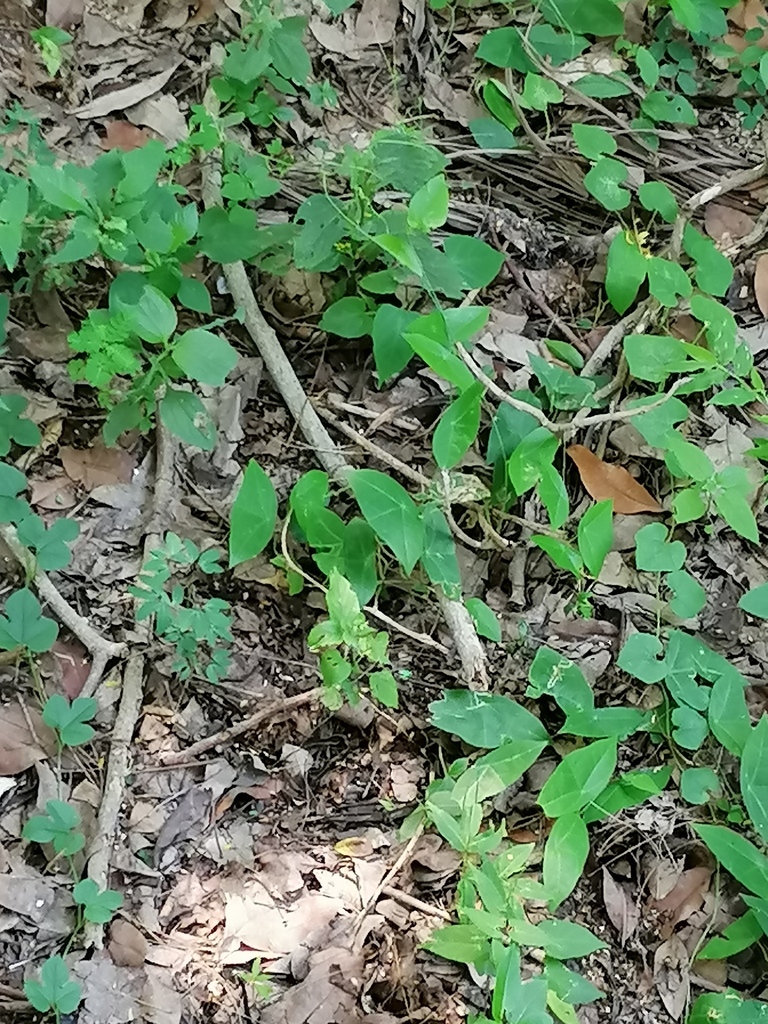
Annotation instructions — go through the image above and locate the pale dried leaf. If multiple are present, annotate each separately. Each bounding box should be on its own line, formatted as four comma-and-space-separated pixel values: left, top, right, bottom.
126, 94, 188, 145
0, 704, 57, 775
29, 476, 78, 510
61, 442, 135, 490
567, 444, 663, 514
602, 867, 639, 945
653, 934, 690, 1020
142, 965, 183, 1024
704, 202, 756, 245
754, 252, 768, 317
46, 0, 84, 27
260, 946, 363, 1024
109, 918, 149, 967
73, 60, 181, 119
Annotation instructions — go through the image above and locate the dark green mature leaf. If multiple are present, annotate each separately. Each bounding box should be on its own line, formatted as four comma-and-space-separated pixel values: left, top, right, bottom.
695, 824, 768, 898
699, 912, 763, 960
527, 647, 593, 715
688, 991, 768, 1024
742, 716, 768, 844
683, 225, 733, 295
582, 766, 671, 823
680, 766, 721, 805
477, 27, 535, 71
430, 689, 549, 747
539, 738, 617, 817
349, 469, 424, 574
433, 382, 484, 468
424, 924, 489, 965
624, 334, 690, 383
577, 500, 613, 578
16, 515, 78, 571
269, 17, 310, 84
532, 918, 606, 958
605, 232, 647, 314
465, 597, 502, 642
198, 205, 263, 263
709, 665, 750, 757
320, 297, 374, 338
109, 273, 177, 343
341, 518, 378, 606
229, 461, 277, 567
369, 127, 448, 193
442, 235, 504, 289
173, 329, 238, 386
540, 0, 623, 34
371, 304, 418, 384
543, 813, 589, 909
72, 878, 123, 923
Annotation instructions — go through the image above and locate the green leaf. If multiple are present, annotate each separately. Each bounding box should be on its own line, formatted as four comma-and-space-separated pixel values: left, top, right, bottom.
407, 174, 449, 231
453, 739, 547, 802
464, 597, 502, 642
109, 273, 177, 343
641, 89, 697, 126
634, 522, 686, 572
583, 157, 630, 212
528, 24, 588, 66
341, 518, 378, 606
177, 276, 212, 314
159, 388, 215, 451
605, 232, 647, 314
521, 72, 563, 111
663, 630, 709, 711
740, 583, 768, 618
16, 514, 78, 571
543, 813, 589, 909
575, 74, 632, 98
688, 991, 768, 1024
173, 329, 238, 386
539, 738, 617, 817
624, 334, 690, 383
370, 127, 448, 193
638, 180, 678, 222
420, 505, 461, 592
320, 296, 374, 339
672, 705, 708, 749
42, 694, 97, 747
617, 632, 666, 683
673, 487, 707, 523
476, 26, 535, 71
229, 461, 277, 567
714, 485, 758, 543
72, 878, 123, 923
424, 924, 489, 965
539, 0, 623, 35
375, 233, 423, 276
532, 536, 583, 577
665, 569, 706, 618
0, 461, 27, 497
469, 117, 518, 150
269, 17, 311, 84
562, 706, 647, 740
429, 689, 549, 747
537, 464, 569, 529
582, 766, 671, 823
433, 382, 483, 469
543, 958, 603, 1005
372, 304, 418, 384
29, 163, 89, 213
24, 956, 81, 1015
322, 0, 356, 14
694, 823, 768, 897
349, 468, 424, 574
508, 427, 559, 494
698, 913, 763, 960
198, 204, 262, 263
369, 669, 398, 708
442, 235, 504, 289
680, 766, 721, 805
742, 716, 768, 844
709, 666, 750, 757
683, 225, 734, 296
23, 798, 84, 855
532, 918, 606, 959
527, 647, 594, 715
0, 587, 57, 653
577, 500, 613, 578
646, 256, 692, 307
405, 330, 475, 391
571, 123, 616, 161
544, 340, 584, 370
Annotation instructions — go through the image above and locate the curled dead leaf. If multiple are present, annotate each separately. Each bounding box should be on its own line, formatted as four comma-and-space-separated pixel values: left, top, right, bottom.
108, 918, 148, 967
602, 867, 639, 945
567, 444, 663, 514
704, 202, 756, 245
755, 253, 768, 317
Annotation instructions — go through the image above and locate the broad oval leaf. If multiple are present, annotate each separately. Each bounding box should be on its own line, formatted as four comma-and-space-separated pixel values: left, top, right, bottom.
433, 382, 484, 468
229, 461, 277, 567
543, 813, 589, 910
694, 823, 768, 897
539, 737, 617, 818
741, 716, 768, 845
173, 329, 238, 386
429, 689, 549, 747
349, 469, 424, 574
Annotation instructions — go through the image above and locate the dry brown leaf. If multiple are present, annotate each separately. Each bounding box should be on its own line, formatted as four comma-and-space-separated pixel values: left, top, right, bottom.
260, 946, 363, 1024
755, 253, 768, 316
0, 704, 57, 776
109, 918, 148, 967
704, 202, 756, 245
50, 639, 91, 700
602, 867, 639, 945
73, 61, 182, 119
61, 442, 135, 490
567, 444, 663, 514
648, 865, 711, 939
653, 934, 690, 1020
101, 120, 150, 151
29, 476, 78, 510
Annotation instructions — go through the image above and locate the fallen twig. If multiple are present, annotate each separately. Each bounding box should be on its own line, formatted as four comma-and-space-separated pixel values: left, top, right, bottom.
0, 524, 126, 699
353, 823, 424, 941
201, 87, 489, 690
84, 424, 176, 949
160, 687, 324, 765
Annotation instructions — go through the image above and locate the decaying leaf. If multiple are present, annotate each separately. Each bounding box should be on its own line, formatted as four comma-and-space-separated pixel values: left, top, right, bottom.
648, 865, 711, 939
567, 444, 663, 514
602, 867, 639, 945
704, 202, 756, 245
653, 934, 690, 1020
260, 946, 364, 1024
61, 442, 135, 490
109, 918, 149, 967
754, 253, 768, 317
101, 120, 150, 151
0, 703, 57, 776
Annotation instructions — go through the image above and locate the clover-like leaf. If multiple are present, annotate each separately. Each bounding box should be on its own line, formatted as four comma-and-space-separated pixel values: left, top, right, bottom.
24, 956, 81, 1015
0, 587, 58, 653
634, 522, 686, 572
42, 694, 97, 748
72, 878, 123, 923
22, 799, 84, 855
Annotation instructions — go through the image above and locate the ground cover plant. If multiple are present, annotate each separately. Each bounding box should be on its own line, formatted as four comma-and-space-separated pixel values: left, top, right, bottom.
2, 0, 768, 1021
